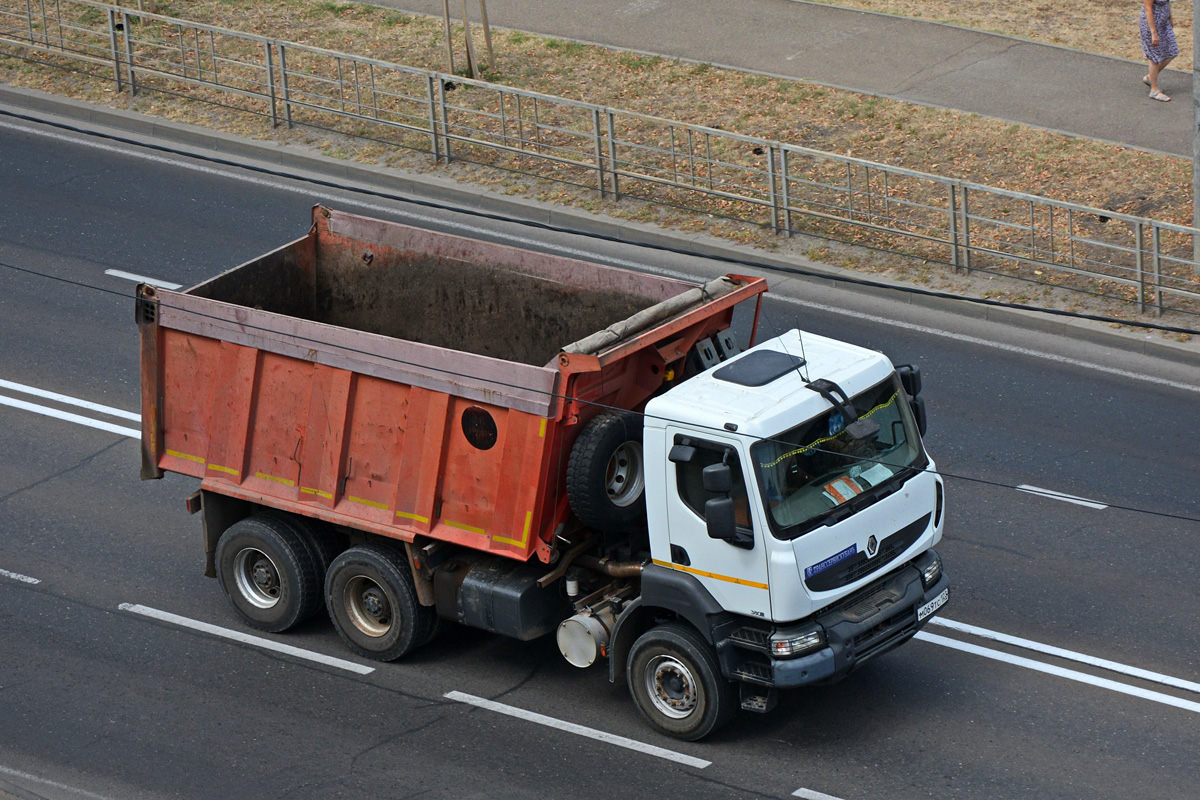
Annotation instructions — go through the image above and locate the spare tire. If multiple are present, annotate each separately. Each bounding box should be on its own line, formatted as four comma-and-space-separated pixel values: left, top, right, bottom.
567, 412, 646, 532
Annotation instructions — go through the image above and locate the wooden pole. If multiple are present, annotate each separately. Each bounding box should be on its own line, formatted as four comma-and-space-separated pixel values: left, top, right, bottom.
479, 0, 495, 71
442, 0, 455, 74
461, 0, 478, 78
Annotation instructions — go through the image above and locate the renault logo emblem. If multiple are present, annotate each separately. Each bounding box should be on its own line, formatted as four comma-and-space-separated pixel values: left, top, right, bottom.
866, 535, 878, 557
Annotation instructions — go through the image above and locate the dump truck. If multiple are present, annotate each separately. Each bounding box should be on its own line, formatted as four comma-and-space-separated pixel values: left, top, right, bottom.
136, 206, 949, 740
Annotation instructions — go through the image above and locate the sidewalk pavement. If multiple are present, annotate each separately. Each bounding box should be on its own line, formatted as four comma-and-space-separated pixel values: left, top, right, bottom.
382, 0, 1193, 157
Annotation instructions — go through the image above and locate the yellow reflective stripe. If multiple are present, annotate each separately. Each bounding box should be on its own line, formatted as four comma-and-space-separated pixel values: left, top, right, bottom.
348, 495, 388, 510
207, 463, 239, 476
539, 418, 547, 438
652, 559, 769, 590
445, 520, 486, 535
165, 449, 204, 464
255, 471, 295, 487
493, 511, 532, 547
300, 487, 333, 499
396, 510, 431, 524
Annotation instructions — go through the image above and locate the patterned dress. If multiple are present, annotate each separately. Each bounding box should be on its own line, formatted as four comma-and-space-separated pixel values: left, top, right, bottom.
1140, 0, 1179, 64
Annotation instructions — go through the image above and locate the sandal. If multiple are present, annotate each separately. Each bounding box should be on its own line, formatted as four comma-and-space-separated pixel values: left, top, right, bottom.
1143, 75, 1151, 87
1149, 89, 1171, 102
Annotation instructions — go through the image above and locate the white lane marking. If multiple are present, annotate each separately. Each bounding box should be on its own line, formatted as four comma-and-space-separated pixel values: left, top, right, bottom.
8, 115, 1199, 396
118, 603, 375, 675
775, 296, 1200, 395
0, 568, 40, 584
0, 764, 115, 800
916, 631, 1200, 714
0, 394, 141, 438
1015, 485, 1107, 510
444, 691, 711, 769
0, 378, 141, 421
104, 269, 183, 289
931, 617, 1200, 695
793, 789, 846, 800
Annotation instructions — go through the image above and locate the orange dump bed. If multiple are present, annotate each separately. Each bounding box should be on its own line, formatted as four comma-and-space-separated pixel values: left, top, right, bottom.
138, 207, 765, 562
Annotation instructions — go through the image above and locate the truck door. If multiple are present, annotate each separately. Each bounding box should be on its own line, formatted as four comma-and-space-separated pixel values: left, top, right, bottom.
664, 432, 771, 620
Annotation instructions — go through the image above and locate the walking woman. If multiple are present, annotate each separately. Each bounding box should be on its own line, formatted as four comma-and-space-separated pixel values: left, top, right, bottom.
1141, 0, 1178, 101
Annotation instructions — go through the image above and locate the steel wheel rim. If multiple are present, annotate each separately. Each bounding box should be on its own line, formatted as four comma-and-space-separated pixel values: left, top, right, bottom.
234, 547, 281, 609
644, 654, 698, 720
606, 441, 644, 508
344, 575, 392, 638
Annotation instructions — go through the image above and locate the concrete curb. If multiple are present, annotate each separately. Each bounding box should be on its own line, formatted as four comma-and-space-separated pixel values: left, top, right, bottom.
0, 777, 50, 800
4, 82, 1199, 367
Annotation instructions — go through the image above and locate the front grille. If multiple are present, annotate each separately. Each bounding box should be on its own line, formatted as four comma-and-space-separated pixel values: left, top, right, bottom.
841, 581, 906, 623
805, 513, 930, 592
851, 608, 917, 662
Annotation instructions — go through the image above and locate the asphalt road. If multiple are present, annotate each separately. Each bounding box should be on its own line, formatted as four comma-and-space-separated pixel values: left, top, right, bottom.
0, 113, 1198, 800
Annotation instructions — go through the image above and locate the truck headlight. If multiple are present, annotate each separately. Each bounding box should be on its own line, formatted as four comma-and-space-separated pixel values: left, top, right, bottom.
770, 627, 825, 658
915, 551, 942, 588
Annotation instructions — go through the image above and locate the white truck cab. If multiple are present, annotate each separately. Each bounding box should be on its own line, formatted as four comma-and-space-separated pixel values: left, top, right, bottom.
615, 329, 948, 736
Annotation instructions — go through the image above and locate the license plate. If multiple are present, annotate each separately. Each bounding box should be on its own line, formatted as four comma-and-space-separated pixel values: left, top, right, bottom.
917, 587, 949, 622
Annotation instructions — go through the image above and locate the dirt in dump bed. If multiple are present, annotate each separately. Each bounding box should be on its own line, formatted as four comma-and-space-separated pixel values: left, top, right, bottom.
313, 247, 652, 366
188, 236, 319, 319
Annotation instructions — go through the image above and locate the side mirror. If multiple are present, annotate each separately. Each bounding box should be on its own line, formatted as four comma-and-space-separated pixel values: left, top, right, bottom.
705, 498, 754, 550
702, 462, 732, 494
895, 364, 922, 398
705, 496, 737, 543
910, 395, 928, 436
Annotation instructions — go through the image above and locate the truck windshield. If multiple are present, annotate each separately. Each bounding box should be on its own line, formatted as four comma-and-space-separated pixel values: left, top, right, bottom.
751, 375, 927, 540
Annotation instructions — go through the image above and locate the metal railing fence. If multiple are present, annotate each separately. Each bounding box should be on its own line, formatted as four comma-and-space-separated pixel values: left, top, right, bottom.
3, 0, 1198, 319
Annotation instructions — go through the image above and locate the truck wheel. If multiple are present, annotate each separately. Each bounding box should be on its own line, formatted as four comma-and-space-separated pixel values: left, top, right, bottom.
215, 515, 322, 633
627, 622, 736, 741
567, 412, 646, 532
265, 512, 343, 582
325, 543, 434, 661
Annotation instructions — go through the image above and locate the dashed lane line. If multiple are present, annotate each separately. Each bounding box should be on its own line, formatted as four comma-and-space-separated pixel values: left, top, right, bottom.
793, 789, 846, 800
1015, 485, 1107, 510
0, 568, 40, 584
118, 603, 375, 675
103, 269, 182, 289
444, 691, 711, 769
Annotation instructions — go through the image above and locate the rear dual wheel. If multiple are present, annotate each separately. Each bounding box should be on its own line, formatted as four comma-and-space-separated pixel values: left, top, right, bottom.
215, 516, 324, 633
216, 516, 433, 661
325, 543, 437, 662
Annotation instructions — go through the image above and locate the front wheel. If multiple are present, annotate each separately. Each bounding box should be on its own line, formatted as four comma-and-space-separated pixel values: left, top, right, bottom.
627, 622, 736, 741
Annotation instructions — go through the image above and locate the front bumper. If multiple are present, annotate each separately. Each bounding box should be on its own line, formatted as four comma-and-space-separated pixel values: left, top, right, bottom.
742, 558, 949, 689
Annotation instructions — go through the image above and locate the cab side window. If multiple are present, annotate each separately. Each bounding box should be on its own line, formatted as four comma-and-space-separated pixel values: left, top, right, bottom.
673, 437, 753, 530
